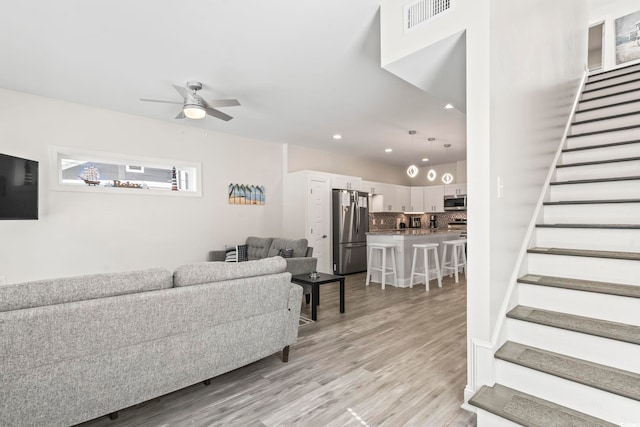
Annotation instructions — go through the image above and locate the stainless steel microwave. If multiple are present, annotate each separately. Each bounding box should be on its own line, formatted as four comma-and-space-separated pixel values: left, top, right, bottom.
444, 195, 467, 211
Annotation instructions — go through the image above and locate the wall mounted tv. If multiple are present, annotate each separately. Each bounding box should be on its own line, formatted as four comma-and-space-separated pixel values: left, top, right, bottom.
0, 153, 39, 220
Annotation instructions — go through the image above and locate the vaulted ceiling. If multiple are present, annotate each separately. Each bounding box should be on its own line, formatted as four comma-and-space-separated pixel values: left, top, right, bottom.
0, 0, 467, 167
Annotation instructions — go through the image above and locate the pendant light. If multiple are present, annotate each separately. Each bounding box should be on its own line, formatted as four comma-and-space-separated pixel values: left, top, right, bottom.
427, 137, 437, 181
406, 130, 418, 178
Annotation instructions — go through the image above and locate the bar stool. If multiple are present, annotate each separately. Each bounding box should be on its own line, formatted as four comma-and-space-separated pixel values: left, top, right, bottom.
365, 243, 398, 289
441, 239, 467, 283
409, 243, 442, 291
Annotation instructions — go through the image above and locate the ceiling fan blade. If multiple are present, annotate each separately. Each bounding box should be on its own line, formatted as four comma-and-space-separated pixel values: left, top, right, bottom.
205, 107, 233, 121
174, 110, 186, 120
172, 85, 190, 99
207, 99, 241, 108
140, 98, 183, 105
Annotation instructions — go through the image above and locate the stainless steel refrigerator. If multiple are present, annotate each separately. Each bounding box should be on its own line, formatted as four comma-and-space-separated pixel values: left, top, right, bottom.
332, 189, 369, 275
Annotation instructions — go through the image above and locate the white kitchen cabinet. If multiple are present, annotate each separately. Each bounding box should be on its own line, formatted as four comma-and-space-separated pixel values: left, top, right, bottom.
361, 180, 380, 195
409, 186, 425, 212
393, 185, 411, 212
444, 183, 467, 196
424, 185, 445, 212
331, 174, 362, 191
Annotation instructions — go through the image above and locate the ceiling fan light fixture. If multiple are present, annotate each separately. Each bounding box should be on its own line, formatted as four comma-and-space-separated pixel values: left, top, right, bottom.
183, 104, 206, 120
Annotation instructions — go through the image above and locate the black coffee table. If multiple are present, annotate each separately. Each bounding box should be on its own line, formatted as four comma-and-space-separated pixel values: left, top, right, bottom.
291, 272, 345, 321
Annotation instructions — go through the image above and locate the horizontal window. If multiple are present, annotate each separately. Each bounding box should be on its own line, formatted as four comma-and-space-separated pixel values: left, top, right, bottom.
51, 146, 201, 197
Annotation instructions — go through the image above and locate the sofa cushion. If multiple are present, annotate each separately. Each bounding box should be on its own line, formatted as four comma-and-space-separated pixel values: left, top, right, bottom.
245, 237, 273, 260
268, 238, 308, 258
0, 268, 173, 313
173, 257, 287, 287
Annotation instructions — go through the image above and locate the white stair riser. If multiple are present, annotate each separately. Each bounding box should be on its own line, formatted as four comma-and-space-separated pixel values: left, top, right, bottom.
588, 65, 640, 83
575, 100, 640, 120
543, 203, 640, 225
549, 180, 640, 202
535, 227, 640, 252
586, 71, 640, 90
581, 80, 640, 100
517, 283, 640, 326
476, 410, 522, 427
565, 127, 640, 148
495, 360, 640, 423
578, 89, 640, 110
527, 253, 640, 285
561, 143, 640, 163
570, 114, 640, 135
507, 319, 640, 373
555, 160, 640, 181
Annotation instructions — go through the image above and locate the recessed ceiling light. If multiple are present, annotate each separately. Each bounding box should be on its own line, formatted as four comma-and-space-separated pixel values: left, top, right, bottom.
444, 104, 454, 109
422, 158, 429, 162
332, 134, 342, 140
385, 148, 392, 153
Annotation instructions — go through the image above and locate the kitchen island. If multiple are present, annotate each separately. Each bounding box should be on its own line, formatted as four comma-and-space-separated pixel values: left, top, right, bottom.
367, 230, 465, 287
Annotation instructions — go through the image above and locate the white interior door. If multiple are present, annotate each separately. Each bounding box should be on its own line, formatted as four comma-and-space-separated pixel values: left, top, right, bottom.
308, 177, 331, 273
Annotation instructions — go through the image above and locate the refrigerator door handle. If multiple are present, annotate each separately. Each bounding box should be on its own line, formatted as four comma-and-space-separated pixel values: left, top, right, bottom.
355, 191, 359, 234
344, 243, 367, 248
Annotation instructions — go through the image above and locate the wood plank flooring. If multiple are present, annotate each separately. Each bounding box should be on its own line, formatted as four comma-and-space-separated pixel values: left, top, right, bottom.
78, 273, 475, 427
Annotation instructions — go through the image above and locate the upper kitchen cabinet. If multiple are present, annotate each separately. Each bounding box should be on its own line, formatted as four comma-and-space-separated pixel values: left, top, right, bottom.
393, 185, 411, 212
361, 180, 379, 195
444, 183, 467, 196
424, 185, 445, 212
408, 186, 425, 212
331, 174, 362, 191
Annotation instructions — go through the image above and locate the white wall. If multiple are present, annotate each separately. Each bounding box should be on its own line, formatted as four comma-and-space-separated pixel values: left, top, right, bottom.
589, 0, 640, 71
0, 89, 284, 283
287, 144, 410, 185
487, 0, 588, 332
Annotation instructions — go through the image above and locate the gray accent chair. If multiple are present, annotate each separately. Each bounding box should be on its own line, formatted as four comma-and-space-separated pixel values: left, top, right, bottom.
0, 258, 302, 426
209, 237, 318, 302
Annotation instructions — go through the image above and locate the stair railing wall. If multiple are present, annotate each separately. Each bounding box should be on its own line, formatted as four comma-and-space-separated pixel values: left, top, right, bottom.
464, 66, 589, 409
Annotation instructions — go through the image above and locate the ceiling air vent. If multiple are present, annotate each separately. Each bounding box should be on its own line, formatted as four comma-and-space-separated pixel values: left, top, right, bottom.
404, 0, 452, 33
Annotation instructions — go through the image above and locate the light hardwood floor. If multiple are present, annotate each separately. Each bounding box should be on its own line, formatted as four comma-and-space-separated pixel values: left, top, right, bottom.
78, 273, 476, 427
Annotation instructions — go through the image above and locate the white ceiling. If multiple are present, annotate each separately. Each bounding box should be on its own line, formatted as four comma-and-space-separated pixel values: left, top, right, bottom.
0, 0, 467, 168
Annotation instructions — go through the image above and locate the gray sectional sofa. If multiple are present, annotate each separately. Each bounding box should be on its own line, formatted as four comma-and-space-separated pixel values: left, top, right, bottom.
0, 258, 302, 427
210, 237, 318, 300
209, 236, 317, 276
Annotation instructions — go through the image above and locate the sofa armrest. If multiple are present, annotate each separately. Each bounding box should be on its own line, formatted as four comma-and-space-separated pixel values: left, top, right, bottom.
208, 250, 226, 262
284, 257, 317, 276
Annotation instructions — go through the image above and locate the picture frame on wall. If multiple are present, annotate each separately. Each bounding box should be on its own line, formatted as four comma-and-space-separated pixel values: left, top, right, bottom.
615, 10, 640, 65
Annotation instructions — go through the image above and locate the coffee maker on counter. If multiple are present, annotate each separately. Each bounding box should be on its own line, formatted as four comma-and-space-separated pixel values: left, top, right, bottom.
429, 215, 437, 230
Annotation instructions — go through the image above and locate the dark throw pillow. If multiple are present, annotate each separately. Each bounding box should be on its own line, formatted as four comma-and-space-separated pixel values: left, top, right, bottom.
278, 248, 294, 258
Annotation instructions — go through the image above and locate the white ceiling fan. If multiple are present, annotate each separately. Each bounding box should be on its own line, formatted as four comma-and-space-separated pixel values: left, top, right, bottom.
140, 81, 240, 121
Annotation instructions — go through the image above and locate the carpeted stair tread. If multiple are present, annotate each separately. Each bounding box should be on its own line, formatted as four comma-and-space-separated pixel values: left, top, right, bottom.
556, 156, 640, 168
578, 99, 640, 116
544, 199, 640, 205
550, 175, 640, 185
469, 384, 617, 427
578, 88, 640, 105
587, 63, 640, 82
537, 223, 640, 229
562, 139, 640, 153
582, 77, 640, 95
507, 305, 640, 345
496, 342, 640, 401
518, 274, 640, 299
527, 247, 640, 261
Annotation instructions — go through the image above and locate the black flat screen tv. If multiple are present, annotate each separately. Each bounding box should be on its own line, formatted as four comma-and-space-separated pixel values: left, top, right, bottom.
0, 153, 39, 220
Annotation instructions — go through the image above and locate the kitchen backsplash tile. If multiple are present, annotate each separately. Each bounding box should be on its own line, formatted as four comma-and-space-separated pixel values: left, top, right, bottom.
369, 211, 467, 231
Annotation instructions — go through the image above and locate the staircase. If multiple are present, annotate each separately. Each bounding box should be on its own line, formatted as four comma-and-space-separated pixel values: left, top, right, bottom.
469, 63, 640, 426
